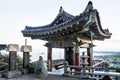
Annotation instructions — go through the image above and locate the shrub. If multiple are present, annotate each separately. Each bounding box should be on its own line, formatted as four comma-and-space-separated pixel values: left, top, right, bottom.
2, 54, 23, 64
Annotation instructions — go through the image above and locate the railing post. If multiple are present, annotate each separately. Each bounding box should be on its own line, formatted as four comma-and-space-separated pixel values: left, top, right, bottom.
103, 62, 109, 72
64, 61, 68, 75
96, 75, 99, 80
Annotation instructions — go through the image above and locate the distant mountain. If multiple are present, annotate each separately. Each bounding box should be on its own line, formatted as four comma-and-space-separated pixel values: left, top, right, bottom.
94, 51, 120, 53
93, 51, 120, 56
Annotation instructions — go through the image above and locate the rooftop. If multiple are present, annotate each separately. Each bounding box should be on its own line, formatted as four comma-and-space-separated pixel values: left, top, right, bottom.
22, 1, 111, 42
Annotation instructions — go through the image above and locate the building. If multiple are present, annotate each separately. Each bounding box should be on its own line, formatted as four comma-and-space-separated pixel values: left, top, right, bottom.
21, 1, 112, 71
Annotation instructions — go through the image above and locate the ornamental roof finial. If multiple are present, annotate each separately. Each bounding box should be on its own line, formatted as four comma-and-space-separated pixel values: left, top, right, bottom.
88, 1, 93, 5
83, 1, 93, 13
87, 1, 93, 10
59, 6, 64, 13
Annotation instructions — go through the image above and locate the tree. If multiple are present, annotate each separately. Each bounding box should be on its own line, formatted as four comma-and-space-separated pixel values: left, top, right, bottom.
2, 54, 23, 64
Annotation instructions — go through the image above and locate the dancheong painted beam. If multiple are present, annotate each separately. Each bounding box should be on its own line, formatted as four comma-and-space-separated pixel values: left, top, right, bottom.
21, 1, 112, 48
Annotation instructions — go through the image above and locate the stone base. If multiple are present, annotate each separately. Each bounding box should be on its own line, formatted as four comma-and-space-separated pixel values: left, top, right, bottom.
34, 74, 48, 79
34, 71, 48, 79
21, 69, 29, 74
2, 70, 22, 79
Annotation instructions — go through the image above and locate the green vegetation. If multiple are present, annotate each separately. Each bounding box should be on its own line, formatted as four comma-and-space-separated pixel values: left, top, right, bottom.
1, 54, 23, 64
2, 54, 9, 63
28, 63, 35, 73
28, 63, 35, 69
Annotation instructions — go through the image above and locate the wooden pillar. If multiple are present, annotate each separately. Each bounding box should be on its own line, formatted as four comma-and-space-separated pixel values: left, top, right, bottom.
0, 52, 2, 63
47, 45, 52, 71
64, 48, 67, 61
74, 44, 80, 67
21, 45, 32, 68
87, 48, 93, 66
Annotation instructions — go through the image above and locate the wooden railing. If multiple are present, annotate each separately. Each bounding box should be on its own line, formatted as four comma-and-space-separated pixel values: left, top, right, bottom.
93, 71, 120, 80
63, 61, 120, 80
93, 60, 105, 67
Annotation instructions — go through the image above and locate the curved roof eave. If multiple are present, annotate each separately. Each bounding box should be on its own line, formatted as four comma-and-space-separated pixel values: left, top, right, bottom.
81, 1, 112, 39
23, 6, 76, 33
21, 1, 112, 41
93, 10, 112, 38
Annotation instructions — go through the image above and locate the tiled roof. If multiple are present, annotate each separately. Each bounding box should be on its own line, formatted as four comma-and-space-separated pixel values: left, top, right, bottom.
23, 6, 76, 32
22, 1, 112, 41
0, 44, 6, 50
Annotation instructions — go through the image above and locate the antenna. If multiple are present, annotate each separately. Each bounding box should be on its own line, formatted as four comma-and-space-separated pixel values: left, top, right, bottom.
25, 39, 27, 46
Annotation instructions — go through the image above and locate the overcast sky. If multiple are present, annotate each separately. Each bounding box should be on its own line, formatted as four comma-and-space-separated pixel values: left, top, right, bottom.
0, 0, 120, 53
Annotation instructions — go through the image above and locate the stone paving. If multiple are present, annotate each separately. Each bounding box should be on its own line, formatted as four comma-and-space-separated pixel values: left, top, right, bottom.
0, 74, 79, 80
